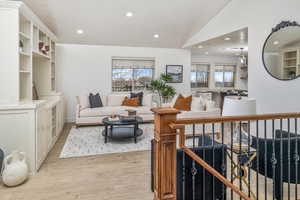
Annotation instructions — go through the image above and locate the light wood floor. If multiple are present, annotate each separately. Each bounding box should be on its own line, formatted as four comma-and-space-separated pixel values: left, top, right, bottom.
0, 123, 153, 200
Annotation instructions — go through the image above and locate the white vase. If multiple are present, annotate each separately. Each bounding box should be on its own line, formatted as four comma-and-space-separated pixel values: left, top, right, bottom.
2, 151, 29, 187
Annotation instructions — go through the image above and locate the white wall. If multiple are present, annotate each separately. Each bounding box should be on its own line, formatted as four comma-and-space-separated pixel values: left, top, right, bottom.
191, 55, 248, 90
56, 44, 191, 122
185, 0, 300, 114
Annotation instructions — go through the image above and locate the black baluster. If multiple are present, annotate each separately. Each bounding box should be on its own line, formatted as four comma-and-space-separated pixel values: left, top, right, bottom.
203, 124, 206, 200
280, 119, 283, 200
256, 120, 259, 200
295, 118, 298, 200
248, 120, 251, 198
221, 122, 226, 200
183, 150, 186, 200
264, 120, 267, 200
239, 121, 242, 200
212, 123, 215, 200
272, 120, 276, 200
288, 118, 291, 200
231, 122, 234, 200
192, 124, 196, 200
193, 124, 195, 148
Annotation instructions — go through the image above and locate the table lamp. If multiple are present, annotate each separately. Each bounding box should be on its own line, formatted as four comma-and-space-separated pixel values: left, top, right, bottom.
222, 96, 256, 148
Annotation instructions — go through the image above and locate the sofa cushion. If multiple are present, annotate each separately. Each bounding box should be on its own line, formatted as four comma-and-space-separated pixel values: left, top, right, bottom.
206, 100, 216, 111
80, 107, 127, 117
122, 97, 140, 107
130, 92, 143, 106
178, 109, 220, 118
80, 106, 153, 118
76, 95, 90, 110
135, 106, 153, 115
107, 94, 128, 106
191, 97, 206, 111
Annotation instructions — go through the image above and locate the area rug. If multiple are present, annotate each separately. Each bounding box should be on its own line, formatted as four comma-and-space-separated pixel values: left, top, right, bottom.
60, 123, 203, 158
60, 124, 155, 158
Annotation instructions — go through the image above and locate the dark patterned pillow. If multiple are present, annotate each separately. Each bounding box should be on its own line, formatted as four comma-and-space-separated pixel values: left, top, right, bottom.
89, 93, 103, 108
130, 92, 143, 106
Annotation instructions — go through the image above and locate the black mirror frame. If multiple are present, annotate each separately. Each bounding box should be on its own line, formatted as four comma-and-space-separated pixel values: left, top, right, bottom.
262, 21, 300, 81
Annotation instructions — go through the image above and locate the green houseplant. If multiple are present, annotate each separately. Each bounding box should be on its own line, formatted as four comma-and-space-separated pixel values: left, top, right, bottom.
150, 74, 176, 106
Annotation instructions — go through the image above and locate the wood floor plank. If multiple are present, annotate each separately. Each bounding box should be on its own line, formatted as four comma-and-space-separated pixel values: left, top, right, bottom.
0, 123, 153, 200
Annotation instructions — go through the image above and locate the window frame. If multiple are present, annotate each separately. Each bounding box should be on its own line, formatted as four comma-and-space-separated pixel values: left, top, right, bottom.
190, 63, 210, 89
214, 64, 236, 88
111, 58, 155, 92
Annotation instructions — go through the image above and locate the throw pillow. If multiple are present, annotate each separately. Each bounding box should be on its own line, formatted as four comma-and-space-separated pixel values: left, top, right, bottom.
173, 94, 192, 111
130, 92, 143, 106
191, 97, 206, 111
89, 93, 103, 108
143, 94, 153, 107
122, 97, 140, 107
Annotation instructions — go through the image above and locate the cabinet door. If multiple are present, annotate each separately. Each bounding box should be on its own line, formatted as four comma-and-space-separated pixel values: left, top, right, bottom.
36, 107, 46, 169
46, 108, 52, 151
36, 107, 52, 170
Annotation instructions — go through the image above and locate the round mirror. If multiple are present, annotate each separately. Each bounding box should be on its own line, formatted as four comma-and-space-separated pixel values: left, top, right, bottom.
263, 21, 300, 80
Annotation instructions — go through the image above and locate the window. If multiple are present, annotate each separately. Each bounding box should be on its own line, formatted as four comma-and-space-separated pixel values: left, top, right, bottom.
214, 64, 236, 88
191, 63, 210, 88
112, 58, 155, 92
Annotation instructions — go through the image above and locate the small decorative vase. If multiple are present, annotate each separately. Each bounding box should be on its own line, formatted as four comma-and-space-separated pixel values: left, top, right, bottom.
2, 151, 29, 187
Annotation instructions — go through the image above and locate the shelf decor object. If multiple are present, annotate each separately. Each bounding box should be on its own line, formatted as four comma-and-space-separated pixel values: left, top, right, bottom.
262, 21, 300, 80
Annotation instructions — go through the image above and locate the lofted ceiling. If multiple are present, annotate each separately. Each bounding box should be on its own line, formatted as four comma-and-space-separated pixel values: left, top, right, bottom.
19, 0, 231, 48
191, 28, 248, 57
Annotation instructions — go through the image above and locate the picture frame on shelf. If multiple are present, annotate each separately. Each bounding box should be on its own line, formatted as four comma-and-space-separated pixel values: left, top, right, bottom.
166, 65, 183, 83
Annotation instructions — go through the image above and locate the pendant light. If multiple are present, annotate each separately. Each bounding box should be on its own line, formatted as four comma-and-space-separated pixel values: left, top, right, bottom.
239, 48, 246, 64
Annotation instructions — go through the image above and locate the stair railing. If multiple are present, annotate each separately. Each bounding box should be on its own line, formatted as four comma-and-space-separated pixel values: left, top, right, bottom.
152, 107, 300, 200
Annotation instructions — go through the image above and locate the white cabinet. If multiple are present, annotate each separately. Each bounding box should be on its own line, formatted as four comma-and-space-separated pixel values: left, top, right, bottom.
0, 96, 65, 174
0, 1, 63, 174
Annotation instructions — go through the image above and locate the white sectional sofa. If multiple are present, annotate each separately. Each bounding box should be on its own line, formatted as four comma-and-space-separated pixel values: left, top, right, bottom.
75, 93, 221, 127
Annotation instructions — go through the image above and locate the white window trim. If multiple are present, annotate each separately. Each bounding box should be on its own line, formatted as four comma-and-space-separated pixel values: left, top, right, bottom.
111, 57, 155, 92
191, 62, 210, 89
214, 63, 237, 89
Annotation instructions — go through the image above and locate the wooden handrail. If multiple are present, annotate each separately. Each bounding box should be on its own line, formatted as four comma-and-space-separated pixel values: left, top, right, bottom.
181, 146, 253, 200
176, 112, 300, 125
170, 122, 253, 200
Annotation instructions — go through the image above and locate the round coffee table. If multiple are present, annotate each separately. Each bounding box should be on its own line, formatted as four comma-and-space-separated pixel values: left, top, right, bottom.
102, 116, 143, 143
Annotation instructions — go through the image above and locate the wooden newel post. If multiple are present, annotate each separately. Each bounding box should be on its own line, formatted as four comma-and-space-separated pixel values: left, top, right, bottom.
151, 107, 180, 200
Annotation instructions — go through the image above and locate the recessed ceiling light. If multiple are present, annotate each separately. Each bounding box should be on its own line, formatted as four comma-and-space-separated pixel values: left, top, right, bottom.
153, 34, 159, 38
198, 45, 203, 49
205, 52, 209, 55
76, 29, 84, 34
224, 37, 231, 41
273, 41, 279, 45
126, 12, 133, 17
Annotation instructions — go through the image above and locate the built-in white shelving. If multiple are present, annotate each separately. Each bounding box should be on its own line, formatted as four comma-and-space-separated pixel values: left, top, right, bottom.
281, 49, 300, 79
0, 1, 64, 174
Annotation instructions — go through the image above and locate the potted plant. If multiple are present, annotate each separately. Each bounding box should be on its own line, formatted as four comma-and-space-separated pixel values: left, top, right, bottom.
150, 74, 176, 106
